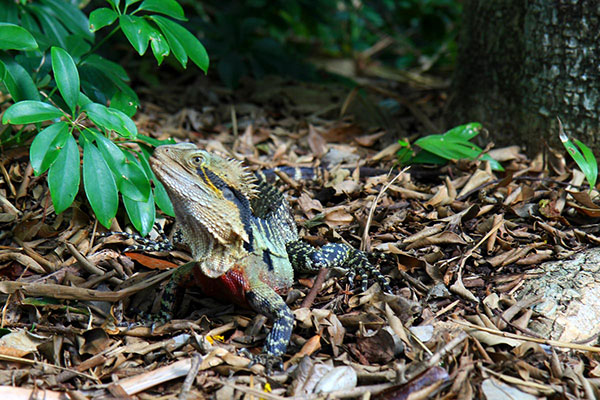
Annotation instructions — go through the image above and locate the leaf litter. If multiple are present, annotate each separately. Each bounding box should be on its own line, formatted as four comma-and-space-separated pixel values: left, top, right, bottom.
1, 75, 600, 399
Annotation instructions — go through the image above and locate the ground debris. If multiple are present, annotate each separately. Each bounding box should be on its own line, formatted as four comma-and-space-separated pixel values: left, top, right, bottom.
1, 74, 599, 398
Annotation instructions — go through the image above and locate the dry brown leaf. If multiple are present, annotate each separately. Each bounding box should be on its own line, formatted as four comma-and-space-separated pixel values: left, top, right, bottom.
125, 252, 178, 270
308, 124, 327, 157
354, 131, 386, 147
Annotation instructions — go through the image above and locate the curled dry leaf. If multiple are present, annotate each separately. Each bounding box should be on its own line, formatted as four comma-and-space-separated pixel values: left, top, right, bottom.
308, 124, 327, 158
314, 366, 358, 394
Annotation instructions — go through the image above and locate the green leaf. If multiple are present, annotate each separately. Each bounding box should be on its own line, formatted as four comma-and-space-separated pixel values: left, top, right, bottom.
150, 16, 187, 67
82, 55, 130, 82
574, 139, 598, 188
119, 15, 152, 55
138, 0, 186, 20
0, 58, 40, 101
125, 0, 142, 7
136, 134, 175, 148
82, 139, 118, 228
106, 0, 121, 8
28, 5, 69, 49
562, 135, 598, 189
110, 91, 138, 117
123, 188, 155, 236
138, 147, 174, 216
415, 127, 504, 171
0, 23, 38, 50
2, 101, 63, 124
40, 0, 93, 40
89, 8, 118, 32
82, 103, 137, 137
149, 30, 169, 65
51, 47, 79, 114
48, 134, 80, 214
65, 34, 92, 60
443, 122, 482, 141
30, 121, 70, 175
94, 135, 150, 201
151, 16, 208, 72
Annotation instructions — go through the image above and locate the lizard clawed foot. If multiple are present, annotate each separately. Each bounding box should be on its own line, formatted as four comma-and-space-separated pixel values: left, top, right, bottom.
344, 250, 393, 294
241, 349, 284, 373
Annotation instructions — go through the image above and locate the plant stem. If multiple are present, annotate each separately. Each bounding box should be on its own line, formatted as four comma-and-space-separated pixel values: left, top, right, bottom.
79, 26, 120, 65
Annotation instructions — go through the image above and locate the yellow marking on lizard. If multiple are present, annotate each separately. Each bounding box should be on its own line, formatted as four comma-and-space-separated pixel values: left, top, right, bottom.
200, 164, 221, 195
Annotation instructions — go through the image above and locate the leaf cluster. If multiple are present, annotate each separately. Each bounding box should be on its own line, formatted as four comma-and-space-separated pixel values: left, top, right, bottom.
397, 123, 504, 171
0, 0, 209, 234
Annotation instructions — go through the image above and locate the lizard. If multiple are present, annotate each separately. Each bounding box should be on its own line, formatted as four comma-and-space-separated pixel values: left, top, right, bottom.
131, 142, 390, 370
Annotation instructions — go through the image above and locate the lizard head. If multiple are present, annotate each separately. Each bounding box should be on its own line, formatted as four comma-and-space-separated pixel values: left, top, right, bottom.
150, 143, 256, 246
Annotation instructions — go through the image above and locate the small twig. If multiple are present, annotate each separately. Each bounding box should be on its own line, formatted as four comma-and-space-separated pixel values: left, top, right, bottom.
361, 167, 409, 252
274, 169, 301, 191
300, 267, 328, 308
66, 242, 122, 285
404, 331, 468, 382
0, 353, 98, 381
179, 354, 202, 400
453, 319, 600, 353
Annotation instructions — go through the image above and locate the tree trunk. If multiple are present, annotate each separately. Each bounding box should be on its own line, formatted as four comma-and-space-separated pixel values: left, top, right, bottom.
447, 0, 600, 153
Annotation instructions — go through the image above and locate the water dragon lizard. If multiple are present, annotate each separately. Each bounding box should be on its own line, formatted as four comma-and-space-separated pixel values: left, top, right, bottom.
130, 142, 390, 369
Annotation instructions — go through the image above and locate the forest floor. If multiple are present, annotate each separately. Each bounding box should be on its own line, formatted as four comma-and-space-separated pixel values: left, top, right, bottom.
1, 69, 600, 399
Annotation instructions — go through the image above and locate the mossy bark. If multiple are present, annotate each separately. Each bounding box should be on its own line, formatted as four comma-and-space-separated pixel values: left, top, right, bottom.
447, 0, 600, 153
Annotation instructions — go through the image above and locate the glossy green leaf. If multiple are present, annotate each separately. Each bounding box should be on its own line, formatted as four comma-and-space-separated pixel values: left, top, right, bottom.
40, 0, 93, 40
51, 47, 79, 114
123, 188, 155, 236
0, 58, 40, 101
94, 135, 150, 201
151, 16, 208, 72
574, 139, 598, 188
149, 30, 170, 65
28, 5, 69, 49
136, 134, 175, 147
119, 15, 152, 55
89, 8, 118, 32
0, 23, 38, 50
64, 34, 92, 59
30, 121, 70, 175
82, 54, 129, 82
562, 136, 598, 189
48, 134, 80, 214
443, 122, 482, 141
82, 102, 137, 137
125, 0, 142, 7
2, 101, 63, 124
82, 140, 118, 229
415, 129, 503, 171
138, 147, 174, 216
138, 0, 185, 20
150, 16, 187, 67
110, 91, 138, 117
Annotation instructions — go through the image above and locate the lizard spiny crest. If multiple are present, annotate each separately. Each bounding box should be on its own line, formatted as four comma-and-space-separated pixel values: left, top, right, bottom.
151, 143, 256, 277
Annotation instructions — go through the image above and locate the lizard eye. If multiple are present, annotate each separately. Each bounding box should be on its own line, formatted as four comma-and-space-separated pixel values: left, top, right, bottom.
191, 156, 202, 165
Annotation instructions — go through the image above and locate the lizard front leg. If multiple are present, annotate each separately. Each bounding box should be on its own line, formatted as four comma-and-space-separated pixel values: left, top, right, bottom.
245, 281, 294, 371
